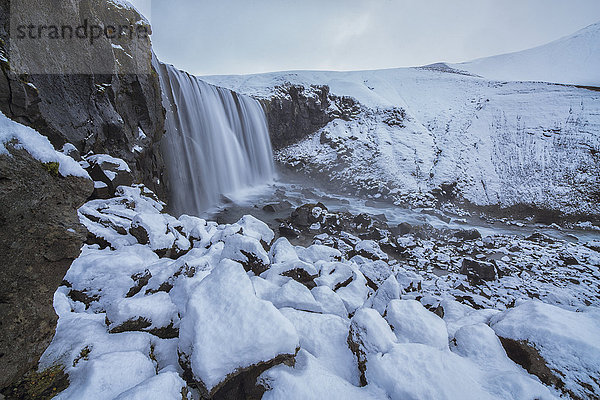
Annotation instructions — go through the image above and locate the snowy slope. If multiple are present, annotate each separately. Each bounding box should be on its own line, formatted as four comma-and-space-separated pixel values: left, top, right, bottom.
452, 22, 600, 86
205, 67, 600, 216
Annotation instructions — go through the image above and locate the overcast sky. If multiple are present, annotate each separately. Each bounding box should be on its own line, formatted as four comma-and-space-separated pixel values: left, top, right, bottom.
132, 0, 600, 76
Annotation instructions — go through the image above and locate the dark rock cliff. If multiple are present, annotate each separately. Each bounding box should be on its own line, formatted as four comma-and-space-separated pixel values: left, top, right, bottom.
0, 0, 166, 390
0, 0, 167, 199
260, 83, 360, 149
0, 146, 93, 389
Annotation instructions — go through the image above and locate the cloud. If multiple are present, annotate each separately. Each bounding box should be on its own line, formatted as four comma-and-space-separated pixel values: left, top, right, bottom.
135, 0, 600, 76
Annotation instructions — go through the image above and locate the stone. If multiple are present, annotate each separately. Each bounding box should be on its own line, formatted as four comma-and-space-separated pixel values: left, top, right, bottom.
0, 146, 93, 388
460, 258, 497, 283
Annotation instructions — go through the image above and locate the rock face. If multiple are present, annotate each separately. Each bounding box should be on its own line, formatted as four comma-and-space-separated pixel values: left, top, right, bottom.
260, 84, 360, 149
0, 0, 167, 199
0, 146, 93, 388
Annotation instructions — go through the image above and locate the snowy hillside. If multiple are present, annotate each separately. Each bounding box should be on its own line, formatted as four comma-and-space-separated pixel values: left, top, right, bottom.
452, 22, 600, 86
205, 66, 600, 217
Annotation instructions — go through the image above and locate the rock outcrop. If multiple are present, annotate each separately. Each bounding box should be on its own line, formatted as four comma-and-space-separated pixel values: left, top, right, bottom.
0, 145, 93, 388
260, 84, 360, 149
0, 0, 167, 199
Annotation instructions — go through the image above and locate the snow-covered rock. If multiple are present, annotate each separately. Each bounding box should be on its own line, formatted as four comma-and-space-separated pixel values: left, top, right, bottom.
384, 299, 449, 350
106, 292, 179, 336
53, 351, 156, 400
490, 300, 600, 399
259, 350, 385, 400
113, 371, 188, 400
178, 259, 299, 396
280, 308, 360, 385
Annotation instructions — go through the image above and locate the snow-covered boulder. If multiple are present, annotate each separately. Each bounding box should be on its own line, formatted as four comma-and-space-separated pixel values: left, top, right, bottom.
221, 233, 270, 275
178, 259, 299, 397
490, 300, 600, 399
384, 299, 449, 350
353, 240, 389, 261
259, 350, 385, 400
263, 237, 318, 287
86, 154, 133, 198
348, 307, 397, 385
365, 344, 496, 400
311, 286, 348, 318
106, 292, 179, 338
271, 280, 322, 312
54, 351, 156, 400
113, 371, 188, 400
450, 323, 557, 400
364, 274, 400, 314
280, 308, 360, 385
129, 213, 191, 258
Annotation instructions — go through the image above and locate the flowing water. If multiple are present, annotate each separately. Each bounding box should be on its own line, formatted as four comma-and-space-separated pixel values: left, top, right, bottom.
157, 60, 274, 216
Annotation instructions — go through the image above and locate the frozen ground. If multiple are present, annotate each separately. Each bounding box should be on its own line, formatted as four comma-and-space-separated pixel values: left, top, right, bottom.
40, 180, 600, 399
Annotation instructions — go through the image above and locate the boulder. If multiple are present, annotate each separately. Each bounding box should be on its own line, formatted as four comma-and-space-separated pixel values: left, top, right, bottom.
490, 300, 600, 399
384, 300, 449, 350
86, 154, 133, 197
178, 260, 299, 398
460, 258, 497, 283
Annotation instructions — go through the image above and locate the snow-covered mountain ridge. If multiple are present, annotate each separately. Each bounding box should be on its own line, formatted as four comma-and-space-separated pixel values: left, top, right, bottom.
452, 22, 600, 86
205, 67, 600, 218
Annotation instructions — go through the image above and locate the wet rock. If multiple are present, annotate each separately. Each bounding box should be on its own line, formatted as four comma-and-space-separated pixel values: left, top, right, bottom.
454, 229, 482, 241
279, 223, 300, 239
262, 201, 293, 213
460, 258, 497, 284
290, 202, 327, 228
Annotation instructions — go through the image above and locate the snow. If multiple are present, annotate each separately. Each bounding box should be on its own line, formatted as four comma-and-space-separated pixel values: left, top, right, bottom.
453, 22, 600, 86
279, 308, 360, 385
366, 344, 496, 400
349, 307, 397, 355
384, 299, 449, 350
54, 351, 156, 400
270, 280, 322, 312
113, 371, 187, 400
204, 44, 600, 216
310, 286, 348, 318
106, 292, 178, 331
451, 323, 558, 399
490, 300, 600, 398
260, 350, 385, 400
177, 259, 299, 394
41, 182, 600, 399
0, 110, 89, 178
87, 153, 131, 172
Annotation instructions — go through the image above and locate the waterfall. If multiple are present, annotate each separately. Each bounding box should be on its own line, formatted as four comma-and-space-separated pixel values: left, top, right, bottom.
156, 61, 274, 216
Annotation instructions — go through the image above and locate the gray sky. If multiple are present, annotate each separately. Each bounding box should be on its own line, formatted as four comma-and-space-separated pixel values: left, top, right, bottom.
133, 0, 600, 76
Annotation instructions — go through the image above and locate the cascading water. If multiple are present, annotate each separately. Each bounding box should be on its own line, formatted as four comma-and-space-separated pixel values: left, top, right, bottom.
156, 61, 274, 216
